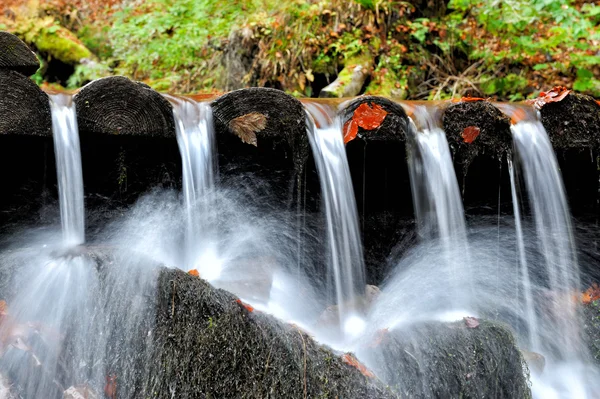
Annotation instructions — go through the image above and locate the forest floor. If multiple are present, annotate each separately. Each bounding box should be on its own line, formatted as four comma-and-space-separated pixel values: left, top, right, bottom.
1, 0, 599, 100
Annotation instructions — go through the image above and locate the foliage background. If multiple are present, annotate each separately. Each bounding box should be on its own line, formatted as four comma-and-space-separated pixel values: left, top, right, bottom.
1, 0, 599, 100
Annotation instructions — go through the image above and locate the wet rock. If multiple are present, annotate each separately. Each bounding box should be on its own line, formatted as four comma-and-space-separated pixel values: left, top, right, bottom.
0, 32, 39, 76
74, 76, 176, 137
63, 385, 99, 399
583, 299, 600, 366
317, 284, 382, 329
362, 320, 531, 398
145, 268, 396, 398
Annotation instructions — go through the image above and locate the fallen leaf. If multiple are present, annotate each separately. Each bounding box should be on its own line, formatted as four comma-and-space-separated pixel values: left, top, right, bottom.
354, 103, 388, 130
188, 269, 200, 277
581, 283, 600, 305
461, 126, 480, 144
343, 102, 388, 144
342, 353, 375, 378
367, 328, 389, 348
104, 375, 117, 399
343, 119, 359, 144
527, 86, 571, 110
510, 108, 527, 124
454, 96, 486, 103
236, 299, 254, 313
464, 316, 480, 329
229, 112, 267, 147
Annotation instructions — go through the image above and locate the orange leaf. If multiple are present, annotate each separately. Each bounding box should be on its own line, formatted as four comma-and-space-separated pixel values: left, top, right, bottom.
367, 328, 389, 348
343, 119, 359, 144
460, 96, 485, 102
464, 316, 480, 328
354, 103, 388, 131
236, 299, 254, 313
188, 269, 200, 277
510, 108, 527, 124
0, 300, 7, 316
461, 126, 480, 144
104, 375, 117, 399
582, 283, 600, 305
342, 353, 375, 378
527, 86, 571, 110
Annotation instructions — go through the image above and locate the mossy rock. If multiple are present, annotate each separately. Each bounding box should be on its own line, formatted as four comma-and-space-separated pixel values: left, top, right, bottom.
362, 320, 531, 398
583, 300, 600, 365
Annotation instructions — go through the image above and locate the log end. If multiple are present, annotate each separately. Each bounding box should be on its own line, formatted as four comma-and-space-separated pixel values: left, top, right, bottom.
0, 31, 39, 76
0, 69, 51, 136
443, 100, 512, 165
74, 76, 176, 137
340, 96, 409, 142
540, 92, 600, 149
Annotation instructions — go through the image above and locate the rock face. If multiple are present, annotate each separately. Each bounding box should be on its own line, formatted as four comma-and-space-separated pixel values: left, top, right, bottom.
74, 76, 176, 137
363, 320, 532, 399
583, 299, 600, 365
0, 32, 39, 76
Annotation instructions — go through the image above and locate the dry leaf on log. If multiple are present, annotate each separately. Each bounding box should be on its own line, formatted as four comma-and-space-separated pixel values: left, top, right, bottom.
229, 112, 268, 147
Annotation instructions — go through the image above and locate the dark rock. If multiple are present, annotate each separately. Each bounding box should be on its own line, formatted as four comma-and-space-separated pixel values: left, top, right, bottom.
583, 299, 600, 366
443, 100, 512, 169
0, 69, 51, 136
363, 320, 531, 398
0, 32, 39, 77
540, 92, 600, 149
340, 96, 409, 141
144, 268, 396, 398
73, 76, 176, 137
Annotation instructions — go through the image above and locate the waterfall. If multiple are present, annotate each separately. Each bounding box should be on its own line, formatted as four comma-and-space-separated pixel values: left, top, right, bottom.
170, 97, 217, 272
511, 119, 582, 359
305, 104, 366, 336
49, 94, 85, 246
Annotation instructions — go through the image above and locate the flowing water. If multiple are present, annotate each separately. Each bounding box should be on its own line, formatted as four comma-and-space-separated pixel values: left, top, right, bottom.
305, 104, 367, 339
170, 97, 217, 273
49, 94, 85, 246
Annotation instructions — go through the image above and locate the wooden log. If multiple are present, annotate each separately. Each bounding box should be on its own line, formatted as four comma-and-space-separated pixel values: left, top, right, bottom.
339, 96, 409, 141
0, 69, 51, 136
211, 87, 309, 171
73, 76, 176, 137
0, 31, 40, 76
442, 100, 512, 167
540, 92, 600, 149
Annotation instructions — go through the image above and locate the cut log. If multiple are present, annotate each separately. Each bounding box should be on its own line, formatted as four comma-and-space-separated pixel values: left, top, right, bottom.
0, 32, 39, 76
211, 87, 309, 172
74, 76, 176, 137
540, 92, 600, 149
360, 320, 531, 398
340, 96, 409, 142
0, 69, 51, 136
442, 100, 512, 168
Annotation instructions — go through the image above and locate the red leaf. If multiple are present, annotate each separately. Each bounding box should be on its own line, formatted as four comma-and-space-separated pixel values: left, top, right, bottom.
354, 103, 388, 130
581, 283, 600, 305
464, 316, 480, 329
367, 328, 389, 348
461, 126, 480, 144
104, 375, 117, 399
458, 96, 486, 102
342, 353, 375, 378
343, 119, 359, 144
187, 269, 200, 277
236, 299, 254, 313
344, 102, 388, 144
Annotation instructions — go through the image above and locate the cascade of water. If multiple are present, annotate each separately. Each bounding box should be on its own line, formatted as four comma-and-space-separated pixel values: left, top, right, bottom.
407, 106, 467, 241
511, 119, 582, 359
49, 94, 85, 246
508, 156, 539, 349
305, 104, 366, 335
170, 98, 217, 271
